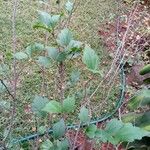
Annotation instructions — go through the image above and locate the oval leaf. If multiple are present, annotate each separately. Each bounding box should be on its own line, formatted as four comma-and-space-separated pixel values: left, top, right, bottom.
50, 15, 60, 28
95, 119, 150, 145
57, 28, 73, 47
25, 43, 45, 57
14, 52, 28, 60
46, 47, 59, 60
40, 139, 53, 150
56, 52, 67, 62
53, 119, 66, 139
56, 139, 69, 150
86, 124, 97, 138
31, 95, 49, 117
36, 56, 51, 68
33, 22, 52, 32
63, 96, 75, 113
38, 11, 51, 26
79, 106, 90, 123
82, 45, 99, 72
42, 100, 62, 113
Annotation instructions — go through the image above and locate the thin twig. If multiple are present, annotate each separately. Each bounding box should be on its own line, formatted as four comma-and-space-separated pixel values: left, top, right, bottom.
2, 0, 19, 143
66, 0, 79, 27
0, 79, 16, 101
89, 25, 147, 100
72, 123, 81, 150
103, 38, 149, 104
63, 0, 79, 28
41, 2, 49, 96
12, 0, 18, 98
107, 2, 138, 77
90, 39, 148, 114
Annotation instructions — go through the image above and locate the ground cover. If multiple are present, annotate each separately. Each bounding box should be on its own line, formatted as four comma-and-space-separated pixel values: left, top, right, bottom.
0, 0, 119, 145
0, 0, 149, 149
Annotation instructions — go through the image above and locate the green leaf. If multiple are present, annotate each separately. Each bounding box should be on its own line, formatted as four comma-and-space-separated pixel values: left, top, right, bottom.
68, 40, 82, 49
34, 11, 60, 31
67, 40, 82, 58
42, 100, 62, 113
68, 40, 83, 48
62, 96, 75, 113
33, 22, 52, 32
32, 42, 45, 51
100, 119, 149, 145
82, 45, 99, 72
140, 90, 150, 106
25, 43, 45, 57
135, 112, 150, 132
56, 52, 67, 62
140, 64, 150, 75
5, 52, 13, 60
114, 123, 149, 143
46, 47, 59, 60
40, 139, 54, 150
31, 95, 49, 117
128, 90, 150, 110
38, 126, 47, 134
56, 139, 69, 150
14, 52, 28, 60
78, 106, 90, 123
53, 119, 66, 139
36, 56, 51, 68
57, 28, 73, 47
38, 11, 51, 26
86, 124, 97, 138
65, 0, 73, 13
70, 69, 80, 84
105, 119, 123, 135
95, 129, 116, 144
50, 15, 60, 28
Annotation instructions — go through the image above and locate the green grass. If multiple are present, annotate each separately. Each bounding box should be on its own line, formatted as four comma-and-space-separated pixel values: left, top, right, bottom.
0, 0, 116, 53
